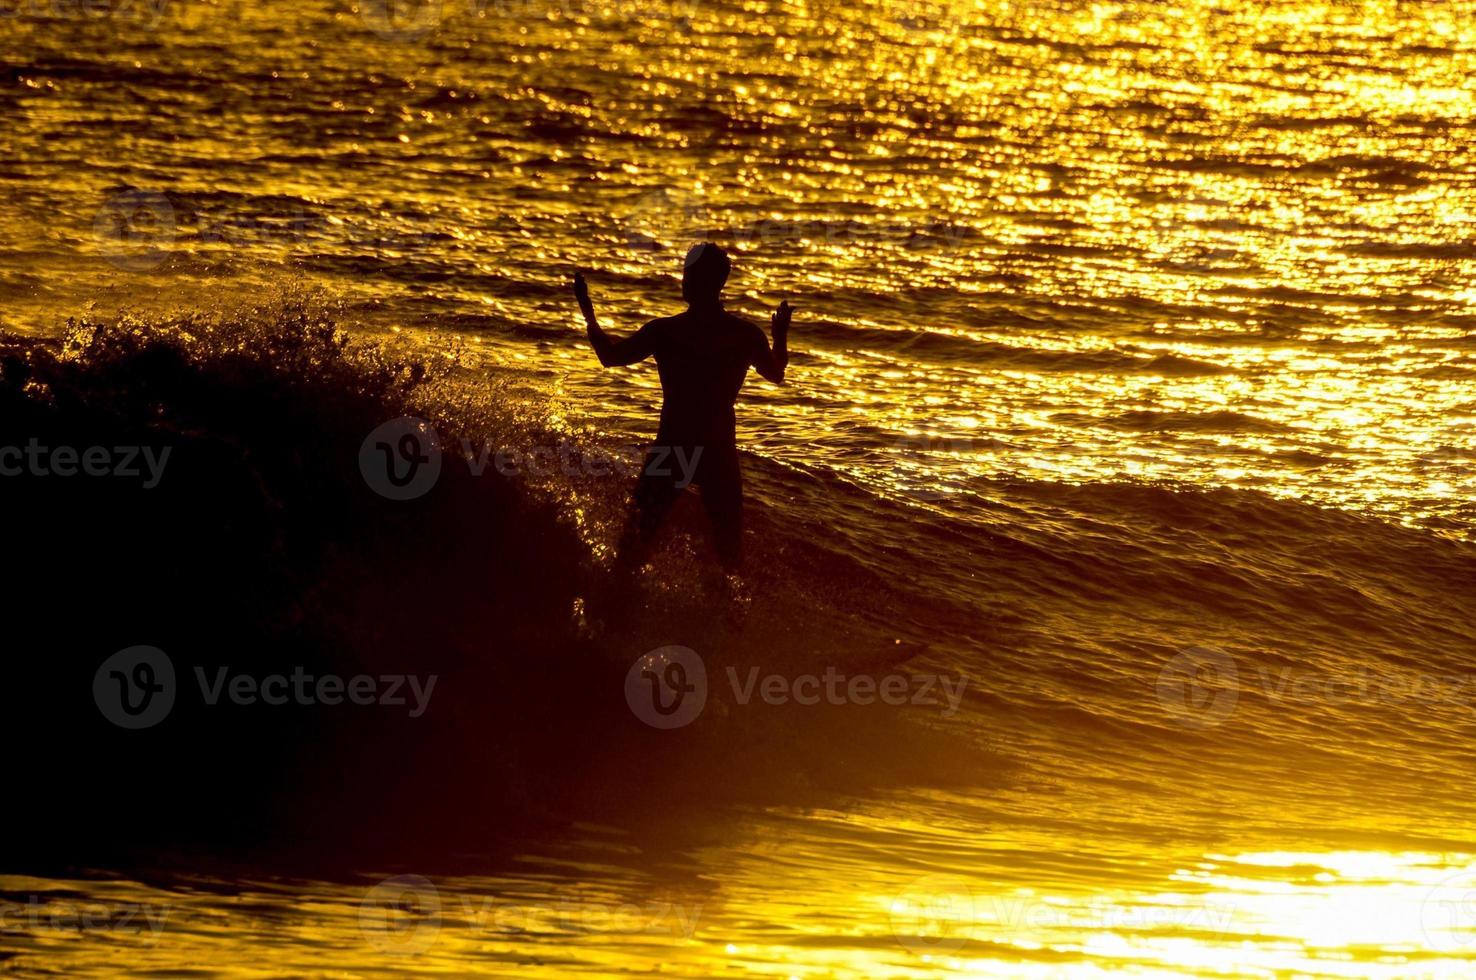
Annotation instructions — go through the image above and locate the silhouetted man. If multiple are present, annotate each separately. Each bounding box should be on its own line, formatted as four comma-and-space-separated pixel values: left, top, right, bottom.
573, 242, 792, 570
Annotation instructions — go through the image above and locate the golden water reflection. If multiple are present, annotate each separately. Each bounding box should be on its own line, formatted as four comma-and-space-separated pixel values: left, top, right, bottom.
5, 0, 1476, 531
7, 841, 1476, 976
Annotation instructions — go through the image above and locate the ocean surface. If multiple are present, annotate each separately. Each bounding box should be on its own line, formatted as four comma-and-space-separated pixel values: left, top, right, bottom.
4, 0, 1476, 976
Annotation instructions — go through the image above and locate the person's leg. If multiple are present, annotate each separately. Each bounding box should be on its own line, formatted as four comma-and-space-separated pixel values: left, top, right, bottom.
698, 448, 744, 571
614, 450, 683, 574
589, 454, 685, 632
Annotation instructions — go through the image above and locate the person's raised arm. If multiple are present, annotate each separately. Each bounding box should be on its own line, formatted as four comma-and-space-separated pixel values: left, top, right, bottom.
573, 270, 659, 368
752, 300, 792, 384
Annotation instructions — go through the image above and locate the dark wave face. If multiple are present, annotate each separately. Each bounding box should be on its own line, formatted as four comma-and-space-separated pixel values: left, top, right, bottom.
3, 1, 1476, 976
2, 294, 1475, 976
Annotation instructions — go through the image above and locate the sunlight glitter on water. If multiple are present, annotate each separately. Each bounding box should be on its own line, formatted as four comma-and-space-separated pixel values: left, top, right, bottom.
4, 0, 1475, 532
7, 847, 1476, 977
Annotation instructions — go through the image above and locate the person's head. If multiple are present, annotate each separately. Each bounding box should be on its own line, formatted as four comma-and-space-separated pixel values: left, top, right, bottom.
682, 242, 730, 306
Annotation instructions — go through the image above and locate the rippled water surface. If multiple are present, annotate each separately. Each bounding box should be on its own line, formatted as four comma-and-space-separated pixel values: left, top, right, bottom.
4, 0, 1476, 528
4, 0, 1476, 976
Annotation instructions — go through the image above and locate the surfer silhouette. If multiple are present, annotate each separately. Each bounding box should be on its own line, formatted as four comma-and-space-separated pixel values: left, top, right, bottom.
573, 242, 791, 570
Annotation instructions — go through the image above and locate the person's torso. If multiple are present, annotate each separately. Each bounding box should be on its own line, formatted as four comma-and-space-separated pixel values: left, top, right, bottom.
651, 307, 754, 445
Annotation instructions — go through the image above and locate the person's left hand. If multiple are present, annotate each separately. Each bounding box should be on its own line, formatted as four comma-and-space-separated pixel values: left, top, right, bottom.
572, 270, 591, 305
771, 300, 793, 334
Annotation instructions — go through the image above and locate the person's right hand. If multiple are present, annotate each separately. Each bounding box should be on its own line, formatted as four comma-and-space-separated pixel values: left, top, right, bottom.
572, 270, 591, 305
